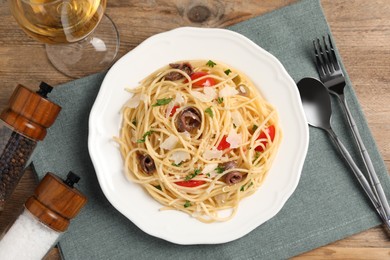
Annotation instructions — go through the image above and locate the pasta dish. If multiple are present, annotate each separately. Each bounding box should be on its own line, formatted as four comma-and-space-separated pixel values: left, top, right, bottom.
117, 60, 281, 223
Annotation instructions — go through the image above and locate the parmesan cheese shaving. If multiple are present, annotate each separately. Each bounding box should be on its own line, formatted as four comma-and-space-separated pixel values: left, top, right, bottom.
125, 93, 141, 108
170, 151, 190, 164
219, 86, 239, 97
165, 102, 174, 118
226, 129, 242, 148
231, 111, 242, 127
202, 163, 218, 174
125, 93, 148, 109
190, 90, 214, 102
203, 148, 223, 160
175, 92, 185, 104
181, 131, 191, 139
204, 87, 217, 100
160, 135, 178, 150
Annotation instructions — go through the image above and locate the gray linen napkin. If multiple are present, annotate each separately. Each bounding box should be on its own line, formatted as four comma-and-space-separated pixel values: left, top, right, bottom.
32, 0, 390, 259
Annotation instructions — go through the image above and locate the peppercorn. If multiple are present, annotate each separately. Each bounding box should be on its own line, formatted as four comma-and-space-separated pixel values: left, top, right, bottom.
0, 126, 37, 210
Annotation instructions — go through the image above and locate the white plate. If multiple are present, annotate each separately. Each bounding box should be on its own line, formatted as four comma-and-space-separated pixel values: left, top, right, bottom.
88, 27, 309, 245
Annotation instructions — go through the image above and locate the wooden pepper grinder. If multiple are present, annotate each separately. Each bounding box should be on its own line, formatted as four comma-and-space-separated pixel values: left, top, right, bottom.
0, 82, 61, 211
0, 172, 87, 260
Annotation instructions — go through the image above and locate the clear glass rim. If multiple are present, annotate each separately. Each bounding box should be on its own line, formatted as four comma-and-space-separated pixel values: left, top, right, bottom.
20, 0, 65, 6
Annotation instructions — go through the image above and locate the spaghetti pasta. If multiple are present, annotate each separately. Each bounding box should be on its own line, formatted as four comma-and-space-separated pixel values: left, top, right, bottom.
117, 60, 281, 223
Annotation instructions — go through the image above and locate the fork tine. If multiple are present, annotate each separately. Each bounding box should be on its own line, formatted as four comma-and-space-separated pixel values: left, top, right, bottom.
317, 37, 332, 76
313, 39, 326, 79
327, 34, 341, 71
323, 35, 335, 74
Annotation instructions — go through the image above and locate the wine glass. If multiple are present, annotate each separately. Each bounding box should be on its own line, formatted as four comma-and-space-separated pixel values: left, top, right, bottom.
9, 0, 120, 78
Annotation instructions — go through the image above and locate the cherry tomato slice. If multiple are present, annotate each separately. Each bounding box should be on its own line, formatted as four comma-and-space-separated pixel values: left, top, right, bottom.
255, 125, 275, 152
169, 105, 180, 117
217, 135, 230, 150
175, 180, 206, 187
189, 72, 216, 87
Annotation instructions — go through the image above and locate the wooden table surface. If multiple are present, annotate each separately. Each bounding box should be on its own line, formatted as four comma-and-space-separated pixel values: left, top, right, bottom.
0, 0, 389, 259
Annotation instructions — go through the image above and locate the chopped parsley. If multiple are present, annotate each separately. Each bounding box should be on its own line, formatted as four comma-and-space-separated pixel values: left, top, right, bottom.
217, 97, 224, 104
252, 124, 258, 132
184, 201, 192, 208
132, 119, 137, 126
240, 182, 253, 192
172, 162, 183, 167
152, 98, 173, 107
205, 107, 213, 118
215, 166, 224, 174
136, 130, 154, 143
185, 169, 201, 181
224, 69, 232, 75
155, 185, 162, 191
206, 60, 217, 67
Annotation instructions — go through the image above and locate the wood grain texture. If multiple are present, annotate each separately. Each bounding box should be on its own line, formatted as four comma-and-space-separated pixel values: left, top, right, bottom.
0, 0, 389, 259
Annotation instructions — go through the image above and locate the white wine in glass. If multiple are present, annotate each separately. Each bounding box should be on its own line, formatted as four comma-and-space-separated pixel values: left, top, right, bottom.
10, 0, 120, 78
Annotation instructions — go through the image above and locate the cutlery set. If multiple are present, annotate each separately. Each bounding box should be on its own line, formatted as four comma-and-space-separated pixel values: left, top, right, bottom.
297, 35, 390, 230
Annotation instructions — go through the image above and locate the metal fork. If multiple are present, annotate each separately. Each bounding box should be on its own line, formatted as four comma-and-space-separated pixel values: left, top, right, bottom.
313, 35, 390, 222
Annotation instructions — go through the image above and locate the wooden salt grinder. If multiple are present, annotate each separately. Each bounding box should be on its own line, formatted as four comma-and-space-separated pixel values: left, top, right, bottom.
25, 172, 88, 232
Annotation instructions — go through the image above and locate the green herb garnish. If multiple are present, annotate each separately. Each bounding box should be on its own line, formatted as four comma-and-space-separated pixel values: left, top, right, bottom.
217, 97, 224, 104
184, 201, 192, 208
152, 98, 173, 107
155, 185, 162, 191
215, 166, 224, 174
172, 162, 183, 167
132, 119, 137, 126
205, 107, 213, 118
206, 60, 216, 67
185, 169, 201, 181
252, 124, 258, 132
224, 69, 232, 75
136, 130, 154, 143
240, 182, 254, 192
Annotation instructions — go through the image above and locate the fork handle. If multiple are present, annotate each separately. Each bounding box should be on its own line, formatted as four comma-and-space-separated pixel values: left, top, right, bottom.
326, 128, 390, 229
337, 93, 390, 220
